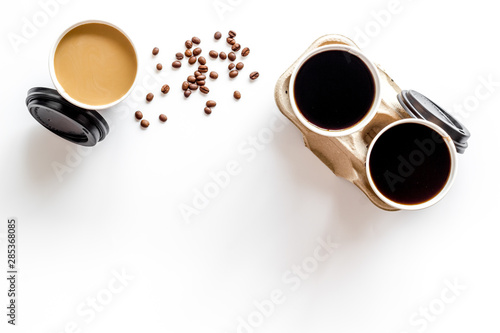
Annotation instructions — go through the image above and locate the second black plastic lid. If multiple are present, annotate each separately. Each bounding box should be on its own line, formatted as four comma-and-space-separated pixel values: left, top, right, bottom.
397, 90, 471, 154
26, 87, 109, 147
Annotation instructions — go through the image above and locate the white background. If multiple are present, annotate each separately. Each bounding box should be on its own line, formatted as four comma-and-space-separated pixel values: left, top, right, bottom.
1, 0, 499, 332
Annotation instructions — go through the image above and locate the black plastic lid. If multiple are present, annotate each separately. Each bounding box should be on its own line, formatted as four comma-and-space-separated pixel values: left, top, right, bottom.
397, 90, 470, 154
26, 87, 109, 146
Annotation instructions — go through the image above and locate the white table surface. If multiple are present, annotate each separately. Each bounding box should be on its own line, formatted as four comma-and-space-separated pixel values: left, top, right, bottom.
1, 0, 499, 332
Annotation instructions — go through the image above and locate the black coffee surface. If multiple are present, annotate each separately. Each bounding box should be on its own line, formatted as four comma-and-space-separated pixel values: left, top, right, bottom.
369, 123, 452, 205
293, 50, 375, 130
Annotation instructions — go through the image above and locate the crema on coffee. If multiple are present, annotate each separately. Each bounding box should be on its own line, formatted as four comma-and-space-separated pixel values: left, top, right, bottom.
53, 23, 137, 107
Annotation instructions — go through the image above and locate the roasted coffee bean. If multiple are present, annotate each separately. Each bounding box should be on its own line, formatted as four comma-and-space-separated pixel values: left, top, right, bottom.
206, 100, 217, 107
152, 47, 159, 55
135, 111, 143, 120
192, 36, 201, 44
159, 114, 167, 122
188, 75, 196, 83
188, 56, 197, 65
228, 30, 237, 38
228, 63, 235, 70
156, 63, 163, 70
185, 49, 193, 57
234, 90, 241, 99
198, 65, 208, 73
161, 84, 170, 94
141, 119, 150, 128
172, 61, 182, 68
226, 37, 235, 45
209, 71, 218, 79
146, 93, 154, 101
204, 107, 212, 115
219, 52, 227, 60
228, 52, 236, 61
198, 56, 207, 65
176, 52, 184, 60
241, 47, 250, 57
229, 70, 239, 78
195, 70, 202, 76
236, 62, 244, 70
232, 43, 241, 52
196, 74, 206, 81
193, 47, 202, 56
185, 40, 193, 49
200, 86, 209, 94
214, 31, 222, 40
189, 83, 198, 90
184, 90, 192, 98
197, 80, 205, 86
250, 71, 259, 80
209, 50, 218, 59
182, 81, 189, 90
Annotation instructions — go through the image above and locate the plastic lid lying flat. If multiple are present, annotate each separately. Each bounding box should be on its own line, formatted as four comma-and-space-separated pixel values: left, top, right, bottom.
397, 90, 471, 154
26, 87, 109, 146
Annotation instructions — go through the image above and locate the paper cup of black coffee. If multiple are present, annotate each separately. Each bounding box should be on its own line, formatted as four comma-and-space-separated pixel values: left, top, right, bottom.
366, 119, 457, 210
289, 45, 381, 136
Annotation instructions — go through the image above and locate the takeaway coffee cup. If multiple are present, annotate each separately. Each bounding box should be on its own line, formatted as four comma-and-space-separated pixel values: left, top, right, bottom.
289, 44, 381, 137
366, 119, 458, 210
26, 20, 138, 146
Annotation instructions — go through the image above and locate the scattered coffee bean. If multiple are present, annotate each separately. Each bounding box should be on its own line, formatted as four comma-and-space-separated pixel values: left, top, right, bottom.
228, 63, 235, 70
241, 47, 250, 57
161, 84, 170, 94
250, 71, 260, 80
227, 37, 235, 45
195, 70, 202, 76
172, 61, 182, 68
184, 90, 192, 98
209, 71, 218, 79
198, 65, 208, 73
228, 52, 236, 61
234, 91, 241, 99
236, 62, 244, 70
197, 80, 206, 86
176, 52, 184, 60
189, 83, 198, 90
159, 114, 167, 122
232, 43, 241, 52
229, 70, 239, 78
146, 93, 154, 101
185, 40, 193, 49
185, 49, 193, 57
209, 50, 218, 59
219, 52, 227, 60
214, 31, 222, 40
198, 56, 207, 65
193, 47, 202, 56
196, 74, 206, 81
200, 86, 210, 94
141, 119, 150, 128
152, 47, 159, 55
204, 107, 212, 115
135, 111, 143, 120
156, 63, 163, 70
192, 36, 201, 44
188, 75, 196, 83
206, 100, 217, 107
228, 30, 237, 38
188, 56, 197, 65
182, 81, 189, 90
